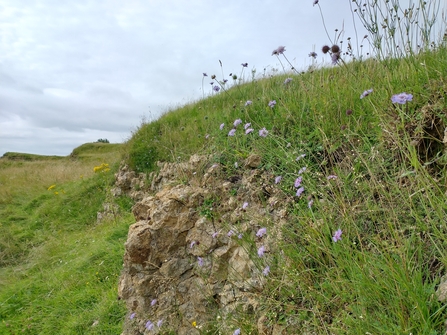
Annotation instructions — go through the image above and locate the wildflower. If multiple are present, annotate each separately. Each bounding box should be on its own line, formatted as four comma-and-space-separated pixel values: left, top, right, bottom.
205, 134, 210, 139
296, 154, 306, 161
151, 299, 157, 306
228, 229, 234, 237
309, 51, 317, 58
220, 123, 225, 130
210, 82, 214, 85
47, 184, 56, 191
308, 199, 314, 208
213, 85, 220, 92
228, 129, 236, 136
245, 128, 254, 135
197, 257, 204, 267
145, 321, 154, 330
322, 45, 330, 54
298, 167, 307, 175
294, 176, 302, 188
313, 0, 319, 5
223, 79, 228, 84
157, 319, 163, 327
234, 119, 242, 127
259, 128, 268, 137
327, 175, 338, 180
192, 321, 197, 327
296, 186, 305, 197
256, 227, 267, 237
391, 92, 413, 104
360, 89, 373, 99
262, 265, 270, 276
212, 231, 219, 238
258, 245, 265, 257
284, 77, 293, 84
274, 176, 282, 184
242, 202, 249, 210
244, 122, 251, 129
233, 329, 241, 335
190, 241, 196, 248
332, 229, 342, 242
129, 312, 136, 320
203, 73, 207, 76
331, 53, 340, 65
268, 100, 276, 108
238, 233, 243, 239
245, 100, 252, 106
276, 46, 286, 54
241, 62, 248, 67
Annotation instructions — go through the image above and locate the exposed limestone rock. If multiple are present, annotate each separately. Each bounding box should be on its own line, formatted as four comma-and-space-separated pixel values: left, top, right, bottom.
118, 155, 291, 334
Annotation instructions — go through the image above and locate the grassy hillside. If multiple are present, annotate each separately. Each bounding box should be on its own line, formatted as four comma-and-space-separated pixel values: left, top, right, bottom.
0, 143, 133, 334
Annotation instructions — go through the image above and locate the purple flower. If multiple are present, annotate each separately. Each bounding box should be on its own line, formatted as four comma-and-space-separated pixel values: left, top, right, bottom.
238, 233, 243, 239
245, 128, 254, 135
313, 0, 319, 6
360, 89, 373, 99
241, 62, 248, 67
228, 229, 234, 237
256, 227, 267, 237
294, 176, 302, 188
220, 123, 225, 130
274, 176, 282, 184
258, 245, 265, 257
245, 100, 252, 106
244, 122, 251, 129
331, 53, 340, 65
308, 199, 314, 208
272, 45, 286, 55
197, 257, 204, 267
332, 229, 342, 242
391, 92, 413, 104
234, 119, 242, 127
327, 175, 338, 180
212, 231, 219, 238
213, 85, 220, 92
233, 329, 241, 335
228, 129, 236, 136
210, 82, 214, 85
284, 77, 293, 84
151, 299, 157, 306
145, 321, 154, 330
296, 154, 306, 161
157, 319, 163, 327
309, 51, 317, 58
262, 265, 270, 276
190, 241, 196, 248
242, 202, 249, 210
296, 186, 305, 197
259, 128, 268, 137
203, 73, 207, 76
298, 167, 307, 175
130, 312, 136, 320
268, 100, 276, 108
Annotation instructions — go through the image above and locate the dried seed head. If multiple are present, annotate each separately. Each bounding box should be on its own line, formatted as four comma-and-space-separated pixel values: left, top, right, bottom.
331, 45, 340, 53
322, 45, 330, 54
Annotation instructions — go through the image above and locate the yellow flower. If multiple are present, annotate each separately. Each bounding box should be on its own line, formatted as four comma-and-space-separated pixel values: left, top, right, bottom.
192, 321, 197, 328
47, 184, 56, 191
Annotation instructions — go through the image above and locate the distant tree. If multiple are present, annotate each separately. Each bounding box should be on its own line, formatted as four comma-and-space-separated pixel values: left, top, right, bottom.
96, 138, 110, 143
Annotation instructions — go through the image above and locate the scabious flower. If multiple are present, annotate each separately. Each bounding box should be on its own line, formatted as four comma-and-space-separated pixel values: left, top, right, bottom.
391, 92, 413, 104
327, 175, 338, 180
263, 265, 270, 276
197, 257, 204, 267
130, 312, 136, 320
190, 241, 196, 248
228, 129, 236, 136
258, 245, 265, 257
238, 233, 243, 239
212, 231, 219, 238
298, 167, 307, 175
284, 77, 293, 84
308, 199, 314, 208
242, 202, 249, 210
331, 52, 340, 65
296, 186, 305, 197
268, 100, 276, 108
241, 62, 248, 67
234, 119, 242, 127
272, 45, 286, 55
203, 73, 207, 76
309, 51, 317, 58
220, 123, 225, 130
233, 329, 241, 335
228, 230, 234, 237
256, 227, 267, 237
145, 321, 154, 330
245, 128, 254, 135
259, 128, 268, 137
360, 89, 373, 99
296, 154, 306, 161
151, 299, 157, 306
274, 176, 282, 184
294, 176, 302, 188
313, 0, 319, 5
244, 122, 251, 129
332, 229, 342, 242
157, 319, 163, 327
213, 85, 220, 92
245, 100, 252, 106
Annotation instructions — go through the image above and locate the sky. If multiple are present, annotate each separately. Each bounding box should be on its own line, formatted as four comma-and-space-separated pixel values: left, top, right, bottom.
0, 0, 370, 156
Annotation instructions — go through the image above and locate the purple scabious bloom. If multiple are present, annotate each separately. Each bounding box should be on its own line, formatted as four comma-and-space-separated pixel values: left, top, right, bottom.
228, 229, 234, 237
234, 119, 242, 127
296, 186, 305, 197
241, 62, 248, 67
284, 77, 293, 84
258, 245, 265, 257
242, 202, 249, 210
203, 73, 207, 76
220, 123, 225, 130
274, 46, 286, 55
213, 85, 220, 92
309, 51, 317, 58
274, 176, 282, 184
259, 128, 268, 137
332, 229, 342, 242
197, 257, 204, 267
308, 199, 314, 208
190, 241, 196, 248
245, 128, 254, 135
245, 100, 252, 106
331, 53, 340, 65
145, 321, 154, 330
151, 299, 157, 306
157, 319, 163, 327
130, 312, 136, 320
256, 227, 267, 237
228, 129, 236, 136
298, 167, 307, 175
327, 175, 338, 180
263, 265, 270, 276
294, 176, 302, 188
244, 122, 251, 129
268, 100, 276, 108
313, 0, 319, 5
212, 231, 219, 238
360, 89, 373, 99
391, 92, 413, 104
238, 233, 243, 239
233, 329, 241, 335
296, 154, 306, 161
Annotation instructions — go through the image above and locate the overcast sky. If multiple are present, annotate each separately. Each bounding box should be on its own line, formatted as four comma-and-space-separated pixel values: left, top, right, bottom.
0, 0, 369, 156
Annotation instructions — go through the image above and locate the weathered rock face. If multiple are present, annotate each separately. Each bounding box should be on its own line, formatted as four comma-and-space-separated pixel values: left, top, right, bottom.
117, 155, 290, 334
